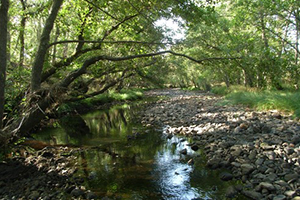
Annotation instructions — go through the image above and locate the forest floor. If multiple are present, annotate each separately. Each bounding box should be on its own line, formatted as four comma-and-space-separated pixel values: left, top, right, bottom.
1, 88, 300, 200
139, 88, 300, 200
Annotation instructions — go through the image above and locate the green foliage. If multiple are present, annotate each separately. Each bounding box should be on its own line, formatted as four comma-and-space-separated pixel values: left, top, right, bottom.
3, 0, 300, 132
211, 86, 229, 95
13, 137, 26, 145
223, 91, 300, 118
109, 89, 143, 101
57, 89, 144, 115
211, 85, 257, 95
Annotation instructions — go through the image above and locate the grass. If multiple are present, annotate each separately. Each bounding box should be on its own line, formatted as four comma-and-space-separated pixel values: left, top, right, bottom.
219, 86, 300, 118
211, 85, 259, 96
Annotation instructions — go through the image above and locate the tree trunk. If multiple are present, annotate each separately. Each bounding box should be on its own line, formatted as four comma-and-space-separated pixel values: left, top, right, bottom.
0, 0, 9, 129
52, 26, 60, 64
31, 0, 63, 92
19, 0, 26, 67
295, 9, 300, 89
260, 11, 269, 49
295, 10, 299, 65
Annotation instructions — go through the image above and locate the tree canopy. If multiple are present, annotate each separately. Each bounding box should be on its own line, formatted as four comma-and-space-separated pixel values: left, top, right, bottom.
0, 0, 299, 141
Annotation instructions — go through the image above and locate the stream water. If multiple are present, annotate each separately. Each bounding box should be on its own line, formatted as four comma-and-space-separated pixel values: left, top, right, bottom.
33, 104, 240, 200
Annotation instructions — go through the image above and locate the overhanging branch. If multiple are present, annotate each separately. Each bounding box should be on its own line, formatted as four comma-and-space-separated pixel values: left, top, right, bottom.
58, 50, 241, 89
97, 50, 242, 64
48, 40, 173, 48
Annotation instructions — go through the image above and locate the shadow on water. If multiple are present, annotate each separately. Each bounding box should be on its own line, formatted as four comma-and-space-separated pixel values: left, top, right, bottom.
34, 104, 244, 200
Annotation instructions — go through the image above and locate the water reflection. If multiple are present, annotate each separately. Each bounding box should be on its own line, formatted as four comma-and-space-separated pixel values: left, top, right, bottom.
34, 104, 239, 199
153, 135, 200, 200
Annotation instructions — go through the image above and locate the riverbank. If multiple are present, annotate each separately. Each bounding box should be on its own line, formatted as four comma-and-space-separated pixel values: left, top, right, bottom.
1, 88, 300, 199
138, 88, 300, 199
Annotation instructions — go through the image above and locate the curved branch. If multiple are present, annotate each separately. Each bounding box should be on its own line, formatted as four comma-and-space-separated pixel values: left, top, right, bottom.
98, 50, 242, 64
48, 40, 172, 48
58, 50, 242, 89
43, 14, 140, 83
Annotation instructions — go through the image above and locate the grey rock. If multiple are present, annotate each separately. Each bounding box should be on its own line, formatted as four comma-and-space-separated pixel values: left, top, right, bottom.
285, 191, 296, 198
256, 182, 276, 191
206, 157, 221, 169
101, 197, 112, 200
234, 126, 242, 134
248, 150, 257, 160
87, 192, 97, 199
265, 151, 276, 160
231, 162, 241, 168
220, 172, 233, 181
266, 173, 278, 182
253, 173, 266, 180
273, 195, 287, 200
242, 190, 263, 200
231, 147, 242, 157
225, 186, 237, 198
284, 148, 294, 155
284, 173, 298, 182
274, 180, 289, 187
219, 141, 234, 148
241, 164, 255, 175
291, 135, 300, 144
255, 158, 265, 165
260, 143, 275, 150
28, 191, 40, 200
261, 125, 272, 133
71, 188, 84, 197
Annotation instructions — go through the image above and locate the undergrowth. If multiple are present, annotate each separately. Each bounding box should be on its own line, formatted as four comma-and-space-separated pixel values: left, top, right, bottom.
217, 86, 300, 118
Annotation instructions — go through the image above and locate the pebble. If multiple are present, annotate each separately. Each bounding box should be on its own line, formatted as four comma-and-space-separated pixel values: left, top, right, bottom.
220, 172, 233, 181
140, 89, 300, 199
273, 194, 287, 200
241, 164, 255, 175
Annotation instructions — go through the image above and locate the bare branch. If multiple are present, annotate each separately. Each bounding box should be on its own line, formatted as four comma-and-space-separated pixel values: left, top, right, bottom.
99, 14, 138, 43
265, 26, 300, 54
83, 0, 118, 21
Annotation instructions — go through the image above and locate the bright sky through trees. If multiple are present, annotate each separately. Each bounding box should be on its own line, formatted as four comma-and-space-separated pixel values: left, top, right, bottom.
155, 17, 186, 43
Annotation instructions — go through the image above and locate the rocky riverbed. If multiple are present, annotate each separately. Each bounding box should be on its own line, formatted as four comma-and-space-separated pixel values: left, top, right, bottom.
0, 146, 97, 200
1, 88, 300, 200
139, 89, 300, 200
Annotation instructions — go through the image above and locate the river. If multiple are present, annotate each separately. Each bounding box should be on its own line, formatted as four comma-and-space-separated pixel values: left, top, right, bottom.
33, 103, 241, 200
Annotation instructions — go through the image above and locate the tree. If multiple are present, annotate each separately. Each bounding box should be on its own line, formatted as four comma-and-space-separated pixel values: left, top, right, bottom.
30, 0, 63, 92
0, 0, 226, 145
0, 0, 9, 129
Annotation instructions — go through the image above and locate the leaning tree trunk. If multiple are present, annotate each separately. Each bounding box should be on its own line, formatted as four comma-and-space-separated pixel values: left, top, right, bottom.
0, 0, 9, 129
31, 0, 63, 92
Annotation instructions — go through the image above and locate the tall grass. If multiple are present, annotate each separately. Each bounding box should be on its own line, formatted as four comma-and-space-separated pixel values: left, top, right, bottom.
211, 85, 258, 96
223, 90, 300, 118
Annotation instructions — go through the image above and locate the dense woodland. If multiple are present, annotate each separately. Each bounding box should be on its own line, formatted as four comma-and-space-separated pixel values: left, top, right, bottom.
0, 0, 299, 145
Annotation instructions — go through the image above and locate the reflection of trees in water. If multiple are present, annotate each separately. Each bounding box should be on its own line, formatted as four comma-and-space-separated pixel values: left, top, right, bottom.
77, 131, 165, 197
84, 108, 131, 138
59, 114, 90, 136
